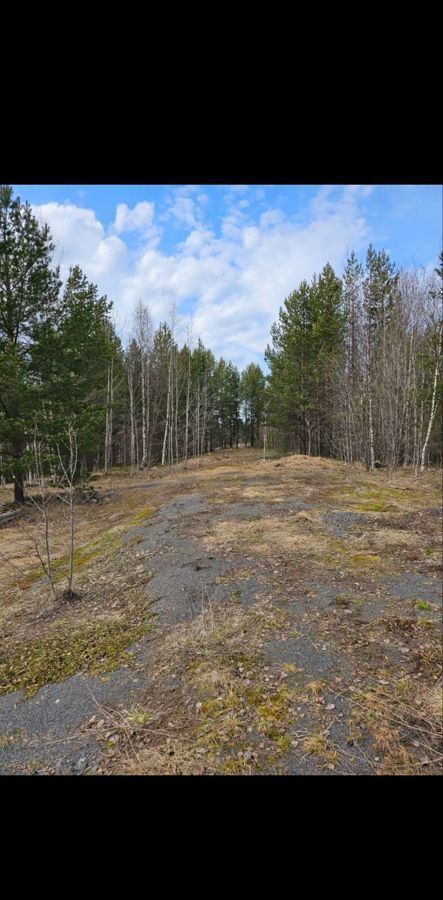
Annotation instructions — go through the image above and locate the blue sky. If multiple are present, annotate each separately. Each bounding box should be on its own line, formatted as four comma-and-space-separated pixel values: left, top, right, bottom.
12, 183, 442, 368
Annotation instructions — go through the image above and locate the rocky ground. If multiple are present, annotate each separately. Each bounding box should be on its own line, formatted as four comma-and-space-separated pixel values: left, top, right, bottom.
0, 450, 441, 775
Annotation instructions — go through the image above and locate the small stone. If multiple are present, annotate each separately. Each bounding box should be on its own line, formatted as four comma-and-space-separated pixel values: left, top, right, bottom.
196, 702, 202, 711
326, 703, 335, 710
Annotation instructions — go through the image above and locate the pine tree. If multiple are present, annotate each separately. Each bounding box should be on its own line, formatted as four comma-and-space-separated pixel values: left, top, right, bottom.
240, 363, 265, 448
0, 185, 61, 501
36, 265, 119, 475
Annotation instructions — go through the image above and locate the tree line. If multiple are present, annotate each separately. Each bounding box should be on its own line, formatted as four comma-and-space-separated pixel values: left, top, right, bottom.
265, 250, 442, 470
0, 186, 265, 502
1, 186, 441, 504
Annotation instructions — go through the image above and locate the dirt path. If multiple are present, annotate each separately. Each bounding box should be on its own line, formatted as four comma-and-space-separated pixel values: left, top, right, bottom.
1, 451, 441, 775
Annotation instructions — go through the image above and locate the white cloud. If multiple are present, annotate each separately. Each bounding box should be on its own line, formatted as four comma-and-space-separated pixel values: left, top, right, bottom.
259, 209, 284, 229
32, 202, 127, 281
114, 201, 155, 235
32, 186, 371, 367
162, 196, 202, 230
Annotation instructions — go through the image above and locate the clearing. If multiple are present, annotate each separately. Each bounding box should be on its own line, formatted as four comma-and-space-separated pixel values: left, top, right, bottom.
0, 449, 441, 775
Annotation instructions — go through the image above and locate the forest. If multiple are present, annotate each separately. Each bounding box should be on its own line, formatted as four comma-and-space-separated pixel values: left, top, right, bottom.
0, 185, 442, 777
1, 185, 441, 504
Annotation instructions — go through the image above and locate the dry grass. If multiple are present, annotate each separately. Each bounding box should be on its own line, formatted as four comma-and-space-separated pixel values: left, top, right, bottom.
99, 594, 300, 775
347, 679, 442, 775
2, 449, 441, 775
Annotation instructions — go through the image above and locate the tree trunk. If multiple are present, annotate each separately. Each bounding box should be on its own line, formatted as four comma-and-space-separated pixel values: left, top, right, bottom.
420, 324, 442, 472
14, 472, 24, 504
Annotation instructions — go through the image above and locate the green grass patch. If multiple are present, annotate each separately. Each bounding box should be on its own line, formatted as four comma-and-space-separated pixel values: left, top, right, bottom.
416, 600, 432, 611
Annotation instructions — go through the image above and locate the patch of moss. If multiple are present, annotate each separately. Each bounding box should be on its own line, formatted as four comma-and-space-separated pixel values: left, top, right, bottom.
353, 500, 395, 512
0, 614, 154, 698
349, 553, 381, 567
52, 526, 126, 581
416, 600, 432, 611
332, 482, 426, 513
331, 595, 350, 607
16, 509, 153, 592
255, 685, 295, 737
130, 507, 154, 525
276, 733, 292, 752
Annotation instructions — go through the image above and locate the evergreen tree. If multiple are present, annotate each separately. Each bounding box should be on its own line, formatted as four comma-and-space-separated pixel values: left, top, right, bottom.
0, 185, 61, 501
35, 266, 119, 474
240, 363, 265, 447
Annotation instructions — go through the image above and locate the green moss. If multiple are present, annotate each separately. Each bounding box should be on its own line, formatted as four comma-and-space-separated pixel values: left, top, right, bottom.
353, 500, 395, 512
276, 733, 292, 752
17, 566, 45, 590
17, 509, 153, 592
349, 553, 381, 567
255, 685, 295, 737
416, 600, 432, 611
130, 507, 154, 525
0, 614, 154, 698
52, 526, 126, 580
331, 595, 350, 607
332, 482, 425, 513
